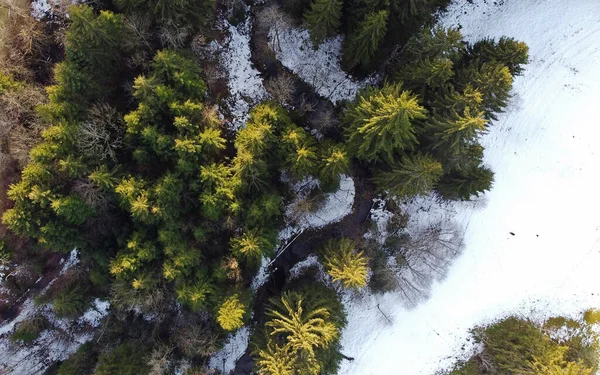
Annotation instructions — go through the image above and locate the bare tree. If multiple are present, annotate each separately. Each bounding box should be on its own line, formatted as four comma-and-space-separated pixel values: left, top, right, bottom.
76, 103, 124, 162
255, 4, 293, 51
307, 105, 339, 132
370, 220, 463, 304
72, 179, 110, 211
159, 24, 192, 49
393, 222, 463, 303
147, 344, 175, 375
172, 318, 220, 358
264, 71, 296, 105
123, 13, 154, 69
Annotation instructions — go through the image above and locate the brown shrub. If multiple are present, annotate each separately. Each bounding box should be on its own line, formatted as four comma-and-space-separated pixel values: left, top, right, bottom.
0, 0, 50, 80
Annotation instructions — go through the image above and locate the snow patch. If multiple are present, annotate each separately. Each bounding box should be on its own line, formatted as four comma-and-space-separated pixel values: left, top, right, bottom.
208, 326, 250, 373
251, 256, 270, 291
269, 27, 377, 103
31, 0, 81, 20
78, 299, 110, 328
220, 13, 268, 129
279, 175, 355, 243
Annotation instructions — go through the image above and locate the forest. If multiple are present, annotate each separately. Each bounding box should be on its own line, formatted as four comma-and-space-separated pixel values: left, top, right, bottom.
0, 0, 532, 374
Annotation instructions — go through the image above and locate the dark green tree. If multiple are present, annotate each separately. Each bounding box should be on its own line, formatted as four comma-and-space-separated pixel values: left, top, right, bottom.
437, 164, 494, 201
304, 0, 343, 45
470, 36, 529, 76
372, 153, 443, 198
343, 10, 388, 69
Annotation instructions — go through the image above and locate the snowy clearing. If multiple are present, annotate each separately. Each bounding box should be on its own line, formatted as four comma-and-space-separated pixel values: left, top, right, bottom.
220, 14, 268, 130
279, 175, 355, 243
269, 27, 376, 103
208, 326, 250, 373
338, 0, 600, 374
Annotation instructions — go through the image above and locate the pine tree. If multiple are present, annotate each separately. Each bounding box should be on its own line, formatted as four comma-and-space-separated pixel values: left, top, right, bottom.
397, 57, 455, 92
256, 342, 296, 375
266, 291, 339, 355
304, 0, 343, 45
372, 154, 443, 198
437, 164, 494, 201
470, 37, 529, 76
345, 83, 426, 162
231, 229, 274, 263
322, 238, 368, 289
459, 61, 513, 120
217, 294, 246, 331
343, 10, 388, 69
319, 144, 350, 184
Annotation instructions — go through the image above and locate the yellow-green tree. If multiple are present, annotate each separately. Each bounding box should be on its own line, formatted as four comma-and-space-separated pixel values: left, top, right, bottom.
257, 291, 340, 375
217, 294, 246, 331
322, 238, 368, 290
344, 83, 426, 163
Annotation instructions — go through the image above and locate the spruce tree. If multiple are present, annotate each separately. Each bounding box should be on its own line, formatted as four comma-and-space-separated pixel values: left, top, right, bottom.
470, 37, 529, 76
231, 229, 274, 263
372, 154, 443, 198
217, 294, 246, 331
399, 57, 455, 92
437, 164, 494, 201
304, 0, 343, 45
319, 144, 350, 185
459, 61, 513, 120
322, 238, 368, 290
343, 10, 389, 69
267, 293, 339, 351
345, 83, 426, 162
429, 107, 488, 152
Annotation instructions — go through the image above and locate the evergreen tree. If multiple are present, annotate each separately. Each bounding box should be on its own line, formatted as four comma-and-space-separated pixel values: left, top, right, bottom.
256, 342, 296, 375
470, 36, 529, 76
398, 57, 455, 92
428, 107, 488, 152
343, 10, 388, 69
231, 229, 275, 263
437, 164, 494, 201
399, 26, 464, 65
322, 238, 368, 290
319, 143, 350, 185
345, 83, 426, 162
372, 153, 443, 198
217, 294, 246, 331
459, 61, 513, 120
266, 292, 338, 368
304, 0, 343, 45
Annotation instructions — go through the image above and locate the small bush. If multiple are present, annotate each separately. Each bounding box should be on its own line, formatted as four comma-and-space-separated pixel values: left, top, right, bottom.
52, 285, 89, 318
94, 343, 150, 375
56, 342, 96, 375
11, 314, 50, 343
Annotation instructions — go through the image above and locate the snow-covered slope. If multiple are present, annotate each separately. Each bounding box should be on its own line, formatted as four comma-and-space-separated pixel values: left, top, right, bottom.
338, 0, 600, 373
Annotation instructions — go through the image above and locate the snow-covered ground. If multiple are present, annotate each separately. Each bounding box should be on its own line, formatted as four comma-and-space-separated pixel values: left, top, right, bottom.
338, 0, 600, 373
269, 27, 376, 103
0, 251, 111, 375
220, 14, 269, 130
